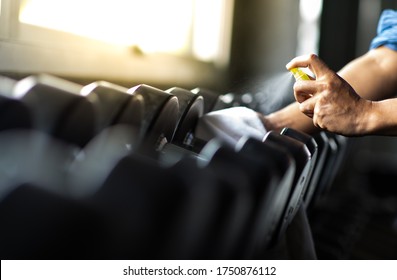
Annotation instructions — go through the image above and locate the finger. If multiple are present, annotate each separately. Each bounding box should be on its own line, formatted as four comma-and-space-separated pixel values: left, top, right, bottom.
286, 53, 330, 78
294, 89, 313, 103
298, 97, 317, 118
293, 80, 319, 101
312, 110, 323, 130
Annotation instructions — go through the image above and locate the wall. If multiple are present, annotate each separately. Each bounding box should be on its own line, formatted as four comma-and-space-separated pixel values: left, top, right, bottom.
227, 0, 300, 92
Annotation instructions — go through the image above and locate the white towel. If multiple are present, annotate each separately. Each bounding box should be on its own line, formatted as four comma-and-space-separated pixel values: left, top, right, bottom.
195, 106, 267, 147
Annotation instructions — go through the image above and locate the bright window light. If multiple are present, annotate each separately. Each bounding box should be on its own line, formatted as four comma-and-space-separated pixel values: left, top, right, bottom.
19, 0, 233, 64
296, 0, 323, 55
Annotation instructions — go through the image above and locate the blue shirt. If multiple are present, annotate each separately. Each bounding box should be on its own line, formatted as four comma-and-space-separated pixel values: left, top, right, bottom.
370, 9, 397, 51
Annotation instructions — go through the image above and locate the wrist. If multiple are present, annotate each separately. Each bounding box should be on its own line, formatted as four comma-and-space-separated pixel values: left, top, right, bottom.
364, 99, 397, 135
364, 101, 380, 134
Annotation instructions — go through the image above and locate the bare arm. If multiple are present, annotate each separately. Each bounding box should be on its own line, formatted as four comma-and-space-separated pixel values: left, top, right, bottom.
339, 46, 397, 101
260, 46, 397, 135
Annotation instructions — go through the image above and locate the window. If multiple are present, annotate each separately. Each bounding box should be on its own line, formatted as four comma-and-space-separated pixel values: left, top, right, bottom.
18, 0, 233, 65
0, 0, 233, 87
296, 0, 323, 55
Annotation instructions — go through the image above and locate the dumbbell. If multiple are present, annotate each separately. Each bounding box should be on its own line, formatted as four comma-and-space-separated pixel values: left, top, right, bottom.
190, 139, 265, 259
126, 84, 179, 154
280, 127, 319, 208
0, 76, 32, 131
0, 95, 32, 131
310, 132, 349, 207
165, 87, 204, 146
159, 86, 239, 163
56, 83, 180, 205
133, 87, 240, 158
263, 129, 313, 239
195, 137, 295, 259
305, 131, 330, 210
64, 124, 142, 199
233, 137, 296, 257
191, 87, 234, 114
60, 83, 177, 199
82, 150, 224, 259
137, 86, 207, 162
80, 80, 144, 137
0, 182, 106, 259
156, 156, 244, 259
324, 132, 349, 188
0, 129, 108, 259
0, 129, 79, 198
11, 74, 97, 147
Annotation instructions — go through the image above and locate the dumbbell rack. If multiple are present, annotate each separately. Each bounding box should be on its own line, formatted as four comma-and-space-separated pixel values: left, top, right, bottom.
0, 73, 347, 260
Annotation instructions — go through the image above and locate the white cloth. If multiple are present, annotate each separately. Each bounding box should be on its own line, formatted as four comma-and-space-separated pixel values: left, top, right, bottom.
195, 106, 267, 147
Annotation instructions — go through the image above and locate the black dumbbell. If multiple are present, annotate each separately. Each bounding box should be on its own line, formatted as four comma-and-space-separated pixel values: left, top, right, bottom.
11, 74, 97, 147
0, 129, 79, 197
65, 124, 142, 198
165, 87, 204, 146
191, 87, 234, 114
263, 130, 313, 238
280, 127, 319, 208
81, 81, 144, 136
0, 76, 32, 131
192, 139, 264, 259
234, 137, 296, 255
126, 84, 179, 154
311, 132, 349, 205
305, 131, 330, 210
136, 86, 207, 162
83, 151, 223, 259
324, 132, 349, 187
157, 156, 241, 259
197, 137, 295, 259
0, 182, 106, 259
135, 87, 246, 159
0, 95, 32, 131
64, 85, 188, 199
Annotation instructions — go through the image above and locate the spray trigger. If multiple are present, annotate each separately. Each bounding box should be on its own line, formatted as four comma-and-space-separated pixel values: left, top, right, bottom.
290, 68, 311, 81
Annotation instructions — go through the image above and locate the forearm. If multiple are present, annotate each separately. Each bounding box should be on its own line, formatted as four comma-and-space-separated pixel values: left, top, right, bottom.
338, 46, 397, 101
258, 102, 319, 134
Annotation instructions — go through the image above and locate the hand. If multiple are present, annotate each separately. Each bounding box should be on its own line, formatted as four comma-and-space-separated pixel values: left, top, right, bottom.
286, 54, 373, 136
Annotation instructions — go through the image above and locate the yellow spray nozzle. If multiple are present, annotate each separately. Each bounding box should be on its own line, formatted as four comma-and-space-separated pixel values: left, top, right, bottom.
290, 68, 311, 81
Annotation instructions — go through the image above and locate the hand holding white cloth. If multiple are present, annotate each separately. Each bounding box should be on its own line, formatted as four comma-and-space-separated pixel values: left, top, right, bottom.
195, 106, 267, 147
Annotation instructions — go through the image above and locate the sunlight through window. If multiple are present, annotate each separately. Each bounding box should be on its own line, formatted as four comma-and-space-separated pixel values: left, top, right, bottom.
296, 0, 323, 55
19, 0, 233, 63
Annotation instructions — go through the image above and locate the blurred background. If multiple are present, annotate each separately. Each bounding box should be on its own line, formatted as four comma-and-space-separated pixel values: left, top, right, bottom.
1, 0, 397, 259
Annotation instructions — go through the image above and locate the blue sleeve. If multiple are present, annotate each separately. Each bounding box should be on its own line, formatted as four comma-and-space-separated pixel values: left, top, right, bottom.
369, 9, 397, 51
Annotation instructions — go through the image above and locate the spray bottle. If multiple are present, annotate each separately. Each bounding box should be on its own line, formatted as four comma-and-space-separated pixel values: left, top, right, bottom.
290, 68, 311, 81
